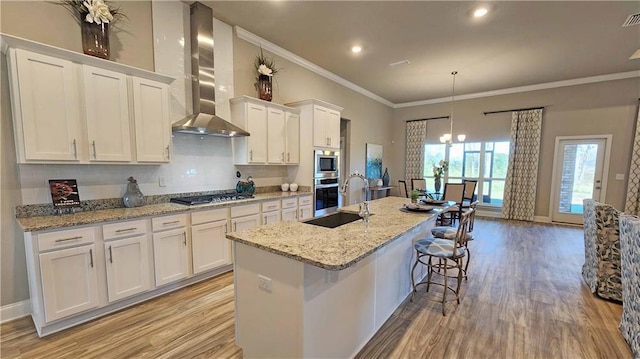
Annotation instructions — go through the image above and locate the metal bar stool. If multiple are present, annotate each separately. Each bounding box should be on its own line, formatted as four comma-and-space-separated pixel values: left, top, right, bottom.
410, 209, 473, 315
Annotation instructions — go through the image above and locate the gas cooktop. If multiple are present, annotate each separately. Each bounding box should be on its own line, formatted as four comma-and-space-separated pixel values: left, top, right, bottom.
170, 192, 254, 206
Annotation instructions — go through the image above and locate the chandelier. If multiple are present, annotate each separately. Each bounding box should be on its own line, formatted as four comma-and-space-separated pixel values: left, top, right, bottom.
440, 71, 466, 145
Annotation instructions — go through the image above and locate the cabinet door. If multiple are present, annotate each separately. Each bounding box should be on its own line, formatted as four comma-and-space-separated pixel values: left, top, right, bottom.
282, 207, 298, 222
326, 110, 341, 149
13, 49, 81, 162
39, 245, 99, 322
132, 78, 171, 163
313, 106, 328, 147
285, 111, 300, 164
263, 211, 281, 225
192, 219, 231, 274
152, 228, 189, 287
267, 108, 286, 164
83, 66, 132, 162
105, 235, 150, 302
247, 104, 267, 163
299, 205, 314, 221
232, 214, 260, 232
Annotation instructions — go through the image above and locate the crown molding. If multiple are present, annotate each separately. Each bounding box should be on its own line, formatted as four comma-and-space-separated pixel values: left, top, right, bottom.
234, 26, 394, 108
394, 70, 640, 108
232, 27, 639, 110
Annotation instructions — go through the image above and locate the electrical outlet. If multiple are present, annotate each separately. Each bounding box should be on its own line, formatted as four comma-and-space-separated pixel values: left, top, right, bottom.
616, 174, 625, 180
258, 275, 272, 292
159, 176, 167, 187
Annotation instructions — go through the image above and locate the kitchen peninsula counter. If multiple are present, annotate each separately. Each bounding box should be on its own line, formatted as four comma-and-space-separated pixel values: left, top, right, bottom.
228, 196, 446, 359
16, 191, 312, 232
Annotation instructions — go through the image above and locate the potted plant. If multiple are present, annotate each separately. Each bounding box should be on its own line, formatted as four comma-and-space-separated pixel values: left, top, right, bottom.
410, 190, 420, 203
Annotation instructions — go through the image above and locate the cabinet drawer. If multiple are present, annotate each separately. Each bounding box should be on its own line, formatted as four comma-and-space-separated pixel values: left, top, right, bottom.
282, 198, 298, 209
103, 219, 146, 240
39, 227, 95, 252
262, 200, 281, 212
152, 214, 187, 232
192, 208, 228, 225
298, 195, 313, 206
231, 204, 260, 218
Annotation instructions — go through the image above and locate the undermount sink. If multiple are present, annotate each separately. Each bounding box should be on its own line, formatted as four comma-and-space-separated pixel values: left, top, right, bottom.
303, 211, 371, 229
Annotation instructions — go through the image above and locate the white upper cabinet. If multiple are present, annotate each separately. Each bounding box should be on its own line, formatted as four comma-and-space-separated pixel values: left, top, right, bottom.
286, 99, 343, 150
285, 111, 300, 164
3, 35, 174, 164
231, 96, 300, 165
83, 65, 132, 162
267, 107, 286, 164
10, 49, 82, 162
132, 78, 171, 163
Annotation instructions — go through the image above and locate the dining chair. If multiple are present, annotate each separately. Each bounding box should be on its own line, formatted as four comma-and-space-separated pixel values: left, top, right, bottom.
462, 180, 477, 204
440, 183, 465, 226
398, 180, 409, 198
410, 209, 473, 315
411, 178, 427, 192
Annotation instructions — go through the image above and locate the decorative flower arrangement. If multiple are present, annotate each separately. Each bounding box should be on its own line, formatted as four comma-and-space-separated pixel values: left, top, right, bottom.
59, 0, 126, 26
432, 160, 449, 181
254, 47, 279, 79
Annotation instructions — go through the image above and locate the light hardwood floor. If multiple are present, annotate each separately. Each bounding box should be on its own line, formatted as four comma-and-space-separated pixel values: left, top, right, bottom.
1, 219, 632, 358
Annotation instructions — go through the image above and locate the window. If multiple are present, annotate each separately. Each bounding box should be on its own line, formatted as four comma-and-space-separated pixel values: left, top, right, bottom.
423, 141, 510, 206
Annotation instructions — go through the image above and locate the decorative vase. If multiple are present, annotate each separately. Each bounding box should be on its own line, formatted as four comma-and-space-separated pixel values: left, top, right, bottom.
81, 22, 110, 59
123, 177, 144, 208
257, 74, 272, 101
382, 168, 390, 187
434, 178, 442, 193
290, 183, 298, 192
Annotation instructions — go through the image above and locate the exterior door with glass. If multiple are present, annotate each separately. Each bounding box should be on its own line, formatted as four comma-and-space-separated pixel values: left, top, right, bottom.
551, 137, 610, 224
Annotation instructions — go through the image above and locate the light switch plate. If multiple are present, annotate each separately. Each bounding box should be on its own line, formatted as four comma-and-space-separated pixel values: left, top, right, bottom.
616, 174, 625, 180
159, 176, 167, 187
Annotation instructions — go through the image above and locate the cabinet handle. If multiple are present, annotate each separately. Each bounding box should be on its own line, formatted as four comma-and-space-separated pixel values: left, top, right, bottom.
54, 236, 82, 243
92, 140, 97, 159
72, 139, 78, 159
115, 227, 137, 233
166, 145, 171, 160
108, 246, 113, 263
281, 152, 285, 161
223, 223, 228, 233
162, 220, 180, 225
183, 232, 187, 246
268, 205, 277, 210
89, 249, 94, 268
233, 222, 237, 231
326, 137, 329, 146
264, 216, 267, 223
250, 150, 253, 161
287, 153, 290, 162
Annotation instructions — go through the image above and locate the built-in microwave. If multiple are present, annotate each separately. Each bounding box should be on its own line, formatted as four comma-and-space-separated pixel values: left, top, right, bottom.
314, 149, 339, 178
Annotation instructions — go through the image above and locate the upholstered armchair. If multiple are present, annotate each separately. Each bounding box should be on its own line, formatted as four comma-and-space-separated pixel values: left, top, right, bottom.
619, 214, 640, 358
581, 199, 622, 302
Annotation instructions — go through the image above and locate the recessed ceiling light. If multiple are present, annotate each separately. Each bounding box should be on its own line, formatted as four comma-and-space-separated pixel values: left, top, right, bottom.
474, 8, 488, 17
351, 45, 362, 53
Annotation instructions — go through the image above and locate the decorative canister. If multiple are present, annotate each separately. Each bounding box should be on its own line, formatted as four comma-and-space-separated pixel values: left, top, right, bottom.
236, 176, 256, 196
123, 176, 144, 208
281, 183, 290, 191
289, 183, 298, 192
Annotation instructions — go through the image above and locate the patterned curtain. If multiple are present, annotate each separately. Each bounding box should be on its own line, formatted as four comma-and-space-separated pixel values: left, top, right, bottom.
405, 120, 428, 181
624, 104, 640, 216
502, 109, 543, 221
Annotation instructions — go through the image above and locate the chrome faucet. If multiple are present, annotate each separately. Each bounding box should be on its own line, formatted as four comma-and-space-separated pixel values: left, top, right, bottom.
340, 172, 370, 223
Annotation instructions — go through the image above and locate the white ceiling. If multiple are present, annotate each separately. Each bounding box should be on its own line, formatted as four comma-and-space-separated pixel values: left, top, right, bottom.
206, 1, 640, 105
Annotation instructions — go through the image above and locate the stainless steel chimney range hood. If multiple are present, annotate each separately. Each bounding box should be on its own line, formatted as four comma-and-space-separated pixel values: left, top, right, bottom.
172, 2, 249, 137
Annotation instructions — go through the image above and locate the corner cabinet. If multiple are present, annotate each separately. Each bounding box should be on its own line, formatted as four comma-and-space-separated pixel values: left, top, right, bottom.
3, 35, 174, 164
231, 96, 300, 165
286, 99, 343, 150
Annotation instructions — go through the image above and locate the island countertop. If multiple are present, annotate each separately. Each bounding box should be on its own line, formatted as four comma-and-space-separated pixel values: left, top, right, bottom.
226, 196, 447, 270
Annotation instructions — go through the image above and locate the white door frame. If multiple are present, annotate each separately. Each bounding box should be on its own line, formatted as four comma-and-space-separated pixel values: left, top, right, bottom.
548, 135, 612, 223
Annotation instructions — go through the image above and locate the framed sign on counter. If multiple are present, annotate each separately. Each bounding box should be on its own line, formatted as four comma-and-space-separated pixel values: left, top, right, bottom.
49, 179, 81, 210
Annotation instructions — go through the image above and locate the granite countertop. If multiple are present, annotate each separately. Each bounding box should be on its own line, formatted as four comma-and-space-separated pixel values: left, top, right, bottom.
17, 191, 312, 232
226, 197, 449, 271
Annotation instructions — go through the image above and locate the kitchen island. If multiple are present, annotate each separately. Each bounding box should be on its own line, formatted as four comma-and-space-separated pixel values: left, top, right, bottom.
226, 196, 447, 358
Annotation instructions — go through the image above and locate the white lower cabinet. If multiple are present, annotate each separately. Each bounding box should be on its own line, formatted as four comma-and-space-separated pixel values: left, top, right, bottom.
39, 244, 100, 322
152, 227, 189, 287
104, 235, 151, 302
282, 207, 298, 222
231, 204, 261, 231
298, 195, 314, 221
191, 208, 231, 275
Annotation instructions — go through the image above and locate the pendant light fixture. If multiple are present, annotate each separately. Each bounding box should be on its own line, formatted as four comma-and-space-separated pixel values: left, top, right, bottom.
440, 71, 466, 145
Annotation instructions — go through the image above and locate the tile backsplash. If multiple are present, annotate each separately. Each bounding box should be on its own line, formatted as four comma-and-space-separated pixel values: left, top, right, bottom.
18, 134, 290, 205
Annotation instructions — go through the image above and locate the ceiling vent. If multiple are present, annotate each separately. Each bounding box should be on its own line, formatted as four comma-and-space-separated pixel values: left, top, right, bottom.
622, 13, 640, 27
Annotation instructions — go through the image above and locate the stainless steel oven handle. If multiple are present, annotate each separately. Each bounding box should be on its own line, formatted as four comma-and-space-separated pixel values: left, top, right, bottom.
315, 184, 339, 189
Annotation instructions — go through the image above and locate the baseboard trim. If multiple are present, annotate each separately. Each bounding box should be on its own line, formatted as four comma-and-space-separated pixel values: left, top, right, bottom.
534, 216, 552, 223
476, 210, 502, 218
1, 299, 31, 323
